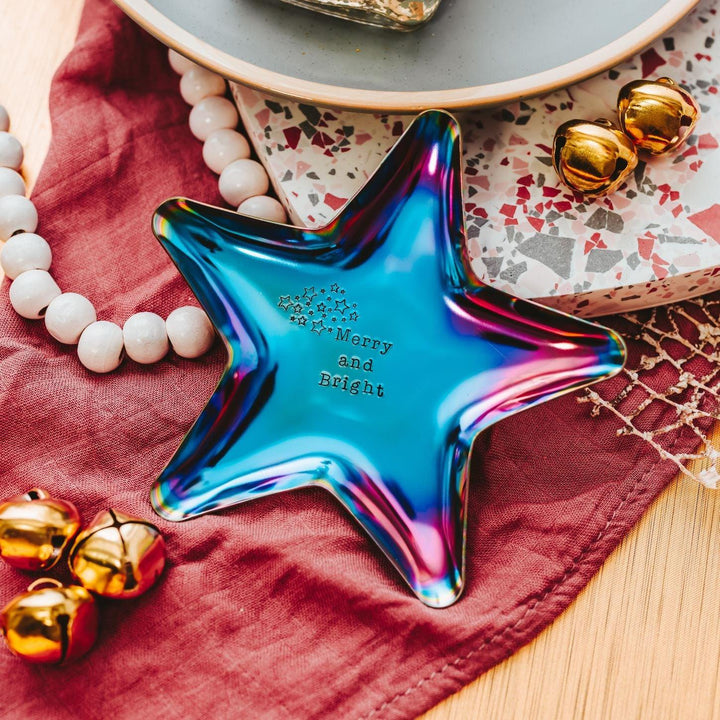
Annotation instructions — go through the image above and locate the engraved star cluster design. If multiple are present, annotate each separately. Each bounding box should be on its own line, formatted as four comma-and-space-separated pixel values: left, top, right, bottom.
278, 284, 359, 336
151, 110, 625, 608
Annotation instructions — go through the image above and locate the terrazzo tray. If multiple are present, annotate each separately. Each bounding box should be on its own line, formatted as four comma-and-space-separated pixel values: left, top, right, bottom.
231, 0, 720, 317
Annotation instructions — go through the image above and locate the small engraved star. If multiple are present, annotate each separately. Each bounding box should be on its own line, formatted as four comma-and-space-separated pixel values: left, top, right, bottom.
279, 286, 358, 337
311, 319, 327, 336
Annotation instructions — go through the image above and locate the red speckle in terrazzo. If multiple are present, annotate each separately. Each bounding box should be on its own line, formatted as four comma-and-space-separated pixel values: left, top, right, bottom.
698, 133, 718, 149
641, 48, 667, 76
323, 193, 347, 211
689, 204, 720, 242
528, 217, 544, 232
283, 127, 302, 150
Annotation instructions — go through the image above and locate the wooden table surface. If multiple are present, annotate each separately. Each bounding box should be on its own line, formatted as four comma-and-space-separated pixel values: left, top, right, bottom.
2, 2, 720, 718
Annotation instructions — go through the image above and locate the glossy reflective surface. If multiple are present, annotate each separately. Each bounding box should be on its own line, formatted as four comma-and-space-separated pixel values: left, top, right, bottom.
0, 580, 98, 664
279, 0, 442, 30
0, 489, 80, 571
553, 119, 639, 196
618, 77, 700, 154
151, 110, 625, 608
69, 509, 167, 599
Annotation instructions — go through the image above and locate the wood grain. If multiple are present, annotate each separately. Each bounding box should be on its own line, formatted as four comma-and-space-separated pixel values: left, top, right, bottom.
2, 3, 719, 719
0, 0, 84, 194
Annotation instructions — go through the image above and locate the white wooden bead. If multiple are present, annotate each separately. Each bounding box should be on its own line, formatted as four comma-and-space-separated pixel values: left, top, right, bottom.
44, 293, 97, 345
0, 132, 23, 171
0, 195, 38, 240
0, 105, 8, 132
123, 312, 169, 364
8, 269, 61, 319
238, 196, 287, 224
218, 159, 269, 207
189, 96, 238, 142
179, 66, 226, 106
202, 129, 250, 174
168, 49, 198, 75
166, 306, 215, 358
77, 321, 124, 373
0, 232, 51, 279
0, 167, 26, 197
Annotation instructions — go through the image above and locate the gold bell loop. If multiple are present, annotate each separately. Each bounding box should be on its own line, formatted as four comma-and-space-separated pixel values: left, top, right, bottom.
26, 577, 64, 592
21, 489, 51, 501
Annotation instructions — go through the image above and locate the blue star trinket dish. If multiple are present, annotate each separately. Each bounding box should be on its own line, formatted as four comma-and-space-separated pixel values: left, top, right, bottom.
151, 110, 625, 608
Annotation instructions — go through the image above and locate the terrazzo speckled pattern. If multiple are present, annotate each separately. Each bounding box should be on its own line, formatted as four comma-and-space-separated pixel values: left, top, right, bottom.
232, 0, 720, 317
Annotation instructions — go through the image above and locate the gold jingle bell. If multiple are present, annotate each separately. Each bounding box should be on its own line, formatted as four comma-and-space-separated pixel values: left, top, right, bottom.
552, 118, 638, 196
69, 509, 167, 599
0, 578, 98, 664
0, 489, 81, 571
617, 77, 700, 155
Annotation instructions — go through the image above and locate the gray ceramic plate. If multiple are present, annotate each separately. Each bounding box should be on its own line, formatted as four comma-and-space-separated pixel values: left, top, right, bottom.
114, 0, 698, 111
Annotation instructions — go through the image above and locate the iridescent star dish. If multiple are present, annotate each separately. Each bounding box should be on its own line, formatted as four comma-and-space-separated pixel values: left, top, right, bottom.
151, 110, 625, 609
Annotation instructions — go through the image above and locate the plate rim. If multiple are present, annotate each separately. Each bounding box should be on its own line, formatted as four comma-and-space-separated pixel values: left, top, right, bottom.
113, 0, 699, 111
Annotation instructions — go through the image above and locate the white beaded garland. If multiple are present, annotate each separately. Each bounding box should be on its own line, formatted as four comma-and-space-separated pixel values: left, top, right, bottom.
0, 132, 24, 171
238, 195, 288, 224
166, 306, 215, 359
179, 66, 226, 106
172, 49, 283, 233
0, 232, 52, 279
0, 167, 26, 198
0, 59, 287, 372
77, 321, 125, 373
8, 269, 61, 320
202, 128, 250, 174
189, 96, 239, 142
168, 49, 198, 76
219, 159, 270, 207
0, 195, 38, 241
123, 312, 169, 364
44, 292, 97, 345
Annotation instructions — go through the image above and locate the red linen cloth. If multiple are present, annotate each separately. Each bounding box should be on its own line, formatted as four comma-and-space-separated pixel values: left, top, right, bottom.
0, 2, 712, 718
